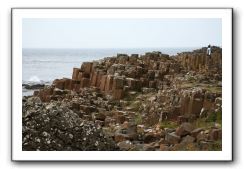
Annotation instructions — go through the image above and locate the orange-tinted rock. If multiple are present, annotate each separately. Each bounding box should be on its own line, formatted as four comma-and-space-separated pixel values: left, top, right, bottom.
90, 71, 98, 87
80, 78, 90, 88
175, 123, 194, 137
112, 77, 124, 90
113, 89, 124, 100
53, 79, 65, 90
64, 78, 72, 90
72, 68, 80, 80
99, 75, 107, 91
38, 87, 54, 102
81, 62, 93, 74
105, 75, 114, 92
77, 72, 83, 81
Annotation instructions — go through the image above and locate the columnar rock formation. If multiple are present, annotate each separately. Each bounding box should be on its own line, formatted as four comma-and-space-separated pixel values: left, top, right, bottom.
36, 47, 222, 118
24, 47, 222, 151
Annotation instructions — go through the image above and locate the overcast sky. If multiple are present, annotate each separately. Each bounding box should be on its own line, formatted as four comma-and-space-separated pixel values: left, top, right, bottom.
22, 18, 222, 49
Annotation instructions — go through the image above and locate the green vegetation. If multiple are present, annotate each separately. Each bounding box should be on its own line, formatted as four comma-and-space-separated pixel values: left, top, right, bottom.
206, 111, 222, 124
193, 112, 222, 129
160, 121, 178, 129
135, 112, 143, 125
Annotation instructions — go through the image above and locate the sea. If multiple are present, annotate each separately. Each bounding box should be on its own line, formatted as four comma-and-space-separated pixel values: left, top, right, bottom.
22, 48, 197, 96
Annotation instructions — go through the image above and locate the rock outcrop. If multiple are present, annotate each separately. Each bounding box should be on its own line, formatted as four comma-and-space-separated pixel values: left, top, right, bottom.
23, 47, 222, 151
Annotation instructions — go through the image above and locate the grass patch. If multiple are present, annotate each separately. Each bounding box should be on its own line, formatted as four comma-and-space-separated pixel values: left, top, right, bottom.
205, 86, 222, 93
135, 112, 143, 125
160, 121, 178, 129
193, 115, 222, 129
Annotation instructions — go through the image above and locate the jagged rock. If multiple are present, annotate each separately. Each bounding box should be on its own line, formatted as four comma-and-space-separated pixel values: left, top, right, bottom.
23, 48, 222, 151
112, 89, 124, 100
72, 68, 80, 80
209, 129, 222, 141
23, 83, 45, 90
81, 62, 93, 74
117, 140, 134, 150
191, 128, 204, 138
159, 144, 170, 151
143, 132, 162, 143
181, 135, 195, 144
165, 132, 181, 144
175, 122, 194, 137
114, 123, 137, 142
80, 78, 90, 88
196, 131, 208, 142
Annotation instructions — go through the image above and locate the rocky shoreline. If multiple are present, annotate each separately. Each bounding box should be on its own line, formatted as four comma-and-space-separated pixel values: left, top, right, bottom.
23, 46, 222, 151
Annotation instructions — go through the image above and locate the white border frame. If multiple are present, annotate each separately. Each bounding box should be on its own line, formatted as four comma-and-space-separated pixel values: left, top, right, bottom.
12, 8, 232, 161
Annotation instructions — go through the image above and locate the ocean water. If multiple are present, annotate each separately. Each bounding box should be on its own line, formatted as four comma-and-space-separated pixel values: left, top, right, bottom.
22, 48, 197, 96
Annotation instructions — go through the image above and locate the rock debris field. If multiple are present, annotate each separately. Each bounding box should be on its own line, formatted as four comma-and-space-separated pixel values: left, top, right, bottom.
23, 47, 222, 151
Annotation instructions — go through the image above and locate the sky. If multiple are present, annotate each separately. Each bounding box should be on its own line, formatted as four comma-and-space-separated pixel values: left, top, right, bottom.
22, 18, 222, 49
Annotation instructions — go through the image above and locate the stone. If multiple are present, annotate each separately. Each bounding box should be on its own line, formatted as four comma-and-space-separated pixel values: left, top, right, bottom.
126, 78, 142, 91
149, 81, 157, 88
71, 102, 80, 110
196, 131, 208, 142
53, 79, 65, 90
81, 62, 93, 74
143, 132, 159, 143
72, 68, 80, 80
117, 140, 133, 150
112, 77, 124, 90
116, 115, 127, 124
159, 144, 170, 151
90, 72, 98, 87
99, 75, 107, 91
104, 75, 114, 92
191, 128, 204, 138
209, 129, 222, 141
181, 135, 195, 144
175, 122, 194, 137
80, 105, 97, 114
165, 132, 181, 144
143, 143, 157, 151
112, 89, 124, 100
114, 123, 137, 142
23, 83, 45, 90
190, 98, 203, 116
114, 133, 130, 142
94, 113, 106, 121
38, 87, 54, 102
80, 78, 90, 88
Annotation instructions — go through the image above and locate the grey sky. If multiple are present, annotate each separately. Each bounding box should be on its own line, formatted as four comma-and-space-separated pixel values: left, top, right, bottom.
22, 18, 222, 48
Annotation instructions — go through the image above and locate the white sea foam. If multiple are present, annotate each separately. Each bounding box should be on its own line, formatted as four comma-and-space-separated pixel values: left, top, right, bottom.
28, 76, 41, 83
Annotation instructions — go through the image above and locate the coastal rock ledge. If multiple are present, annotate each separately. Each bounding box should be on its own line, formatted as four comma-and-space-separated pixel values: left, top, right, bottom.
23, 47, 222, 151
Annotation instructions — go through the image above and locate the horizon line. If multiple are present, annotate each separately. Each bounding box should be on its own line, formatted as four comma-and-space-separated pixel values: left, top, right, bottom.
22, 46, 221, 50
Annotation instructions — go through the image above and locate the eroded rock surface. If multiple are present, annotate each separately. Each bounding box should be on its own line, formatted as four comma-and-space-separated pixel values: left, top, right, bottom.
23, 47, 222, 151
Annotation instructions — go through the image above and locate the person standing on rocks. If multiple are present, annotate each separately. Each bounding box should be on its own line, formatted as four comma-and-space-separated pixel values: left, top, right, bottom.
206, 44, 212, 69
